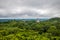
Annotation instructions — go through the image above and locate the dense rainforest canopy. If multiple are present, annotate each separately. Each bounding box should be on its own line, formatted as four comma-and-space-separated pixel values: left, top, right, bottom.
0, 17, 60, 40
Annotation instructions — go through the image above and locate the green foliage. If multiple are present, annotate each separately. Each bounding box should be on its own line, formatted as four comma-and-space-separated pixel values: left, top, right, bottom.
0, 18, 60, 40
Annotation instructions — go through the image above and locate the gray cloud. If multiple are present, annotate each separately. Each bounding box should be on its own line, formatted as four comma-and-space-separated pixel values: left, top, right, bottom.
0, 0, 60, 18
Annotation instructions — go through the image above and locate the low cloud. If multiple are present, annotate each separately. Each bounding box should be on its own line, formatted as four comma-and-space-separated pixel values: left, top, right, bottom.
0, 0, 60, 18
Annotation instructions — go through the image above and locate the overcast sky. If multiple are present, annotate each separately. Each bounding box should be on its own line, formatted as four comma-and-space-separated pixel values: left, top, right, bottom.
0, 0, 60, 19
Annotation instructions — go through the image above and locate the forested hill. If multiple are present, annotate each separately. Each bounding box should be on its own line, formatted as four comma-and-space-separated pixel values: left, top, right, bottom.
48, 17, 60, 22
